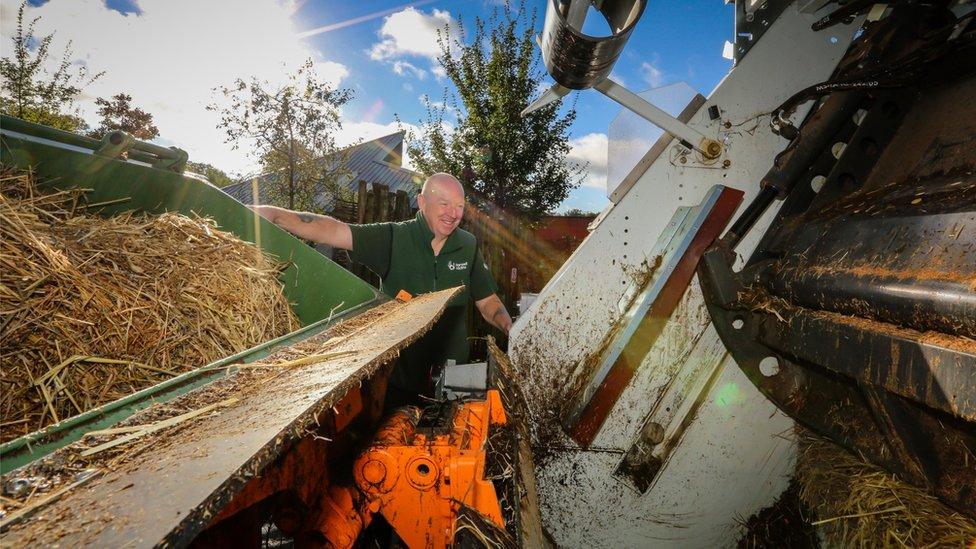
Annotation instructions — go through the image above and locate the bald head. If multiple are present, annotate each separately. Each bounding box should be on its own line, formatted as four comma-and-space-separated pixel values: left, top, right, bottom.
418, 172, 466, 240
421, 173, 465, 198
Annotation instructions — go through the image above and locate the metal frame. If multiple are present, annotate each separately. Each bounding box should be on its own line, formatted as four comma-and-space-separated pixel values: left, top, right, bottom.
696, 6, 976, 515
562, 185, 743, 446
510, 6, 858, 546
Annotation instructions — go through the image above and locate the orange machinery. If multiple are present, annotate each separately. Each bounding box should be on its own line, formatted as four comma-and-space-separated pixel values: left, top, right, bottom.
315, 389, 509, 548
194, 379, 510, 548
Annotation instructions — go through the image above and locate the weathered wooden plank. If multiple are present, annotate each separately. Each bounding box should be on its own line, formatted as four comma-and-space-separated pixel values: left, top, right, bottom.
1, 288, 460, 548
375, 184, 389, 223
356, 180, 368, 224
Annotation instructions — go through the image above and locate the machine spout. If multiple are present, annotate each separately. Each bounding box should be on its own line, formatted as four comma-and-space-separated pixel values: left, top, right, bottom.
521, 82, 571, 117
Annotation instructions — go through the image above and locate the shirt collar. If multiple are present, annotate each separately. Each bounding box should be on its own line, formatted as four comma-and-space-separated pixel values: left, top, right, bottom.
415, 210, 463, 254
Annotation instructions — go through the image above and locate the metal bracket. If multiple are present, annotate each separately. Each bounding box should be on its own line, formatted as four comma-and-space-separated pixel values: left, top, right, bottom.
94, 130, 188, 173
523, 79, 723, 159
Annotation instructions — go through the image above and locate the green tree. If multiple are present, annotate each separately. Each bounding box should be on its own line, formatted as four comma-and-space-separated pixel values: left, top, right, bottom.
186, 161, 234, 187
87, 93, 159, 140
562, 208, 597, 217
0, 1, 102, 132
408, 2, 581, 218
209, 59, 354, 213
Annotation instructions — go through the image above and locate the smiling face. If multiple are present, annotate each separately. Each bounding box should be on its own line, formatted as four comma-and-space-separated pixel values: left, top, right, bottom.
417, 173, 465, 240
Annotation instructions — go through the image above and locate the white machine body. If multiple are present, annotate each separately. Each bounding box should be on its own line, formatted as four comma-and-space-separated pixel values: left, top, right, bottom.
510, 7, 859, 547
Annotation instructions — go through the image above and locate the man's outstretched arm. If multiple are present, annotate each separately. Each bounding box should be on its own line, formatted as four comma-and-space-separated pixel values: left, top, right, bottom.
475, 294, 513, 335
249, 205, 353, 250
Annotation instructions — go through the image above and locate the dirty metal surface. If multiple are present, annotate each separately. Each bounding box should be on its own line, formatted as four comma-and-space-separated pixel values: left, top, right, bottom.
508, 7, 857, 546
699, 59, 976, 516
564, 185, 743, 447
486, 340, 546, 548
702, 287, 976, 515
761, 308, 976, 420
758, 206, 976, 338
0, 288, 460, 548
613, 325, 730, 493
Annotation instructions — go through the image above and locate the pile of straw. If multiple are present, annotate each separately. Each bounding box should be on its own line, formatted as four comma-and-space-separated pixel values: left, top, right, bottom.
0, 166, 299, 442
796, 428, 976, 547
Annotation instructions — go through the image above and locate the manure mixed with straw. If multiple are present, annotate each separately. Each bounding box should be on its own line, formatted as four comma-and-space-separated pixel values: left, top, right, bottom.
0, 166, 299, 442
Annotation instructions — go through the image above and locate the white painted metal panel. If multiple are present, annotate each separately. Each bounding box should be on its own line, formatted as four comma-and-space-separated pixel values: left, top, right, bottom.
510, 7, 859, 547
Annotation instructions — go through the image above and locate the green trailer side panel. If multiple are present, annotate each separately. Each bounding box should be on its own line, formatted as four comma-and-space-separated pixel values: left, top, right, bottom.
0, 116, 385, 471
0, 299, 377, 475
0, 117, 379, 325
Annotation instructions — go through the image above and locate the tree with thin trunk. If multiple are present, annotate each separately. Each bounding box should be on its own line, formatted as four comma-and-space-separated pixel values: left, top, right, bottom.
407, 1, 582, 220
209, 59, 354, 213
0, 1, 102, 132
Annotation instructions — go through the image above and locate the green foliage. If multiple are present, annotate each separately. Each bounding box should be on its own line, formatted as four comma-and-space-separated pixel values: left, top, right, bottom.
562, 208, 597, 217
87, 93, 159, 140
209, 59, 354, 213
186, 161, 234, 187
0, 2, 102, 132
407, 1, 581, 218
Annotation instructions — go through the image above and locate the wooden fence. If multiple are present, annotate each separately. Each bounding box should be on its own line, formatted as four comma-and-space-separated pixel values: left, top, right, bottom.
333, 181, 416, 285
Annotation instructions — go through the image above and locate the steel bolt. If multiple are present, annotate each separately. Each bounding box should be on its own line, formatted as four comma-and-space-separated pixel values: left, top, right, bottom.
706, 141, 723, 158
641, 422, 666, 445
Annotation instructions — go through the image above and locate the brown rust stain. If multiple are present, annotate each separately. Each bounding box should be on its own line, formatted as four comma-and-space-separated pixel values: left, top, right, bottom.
806, 263, 976, 291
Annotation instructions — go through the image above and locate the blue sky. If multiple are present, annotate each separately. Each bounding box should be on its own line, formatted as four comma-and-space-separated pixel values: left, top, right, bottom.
11, 0, 734, 213
293, 0, 734, 212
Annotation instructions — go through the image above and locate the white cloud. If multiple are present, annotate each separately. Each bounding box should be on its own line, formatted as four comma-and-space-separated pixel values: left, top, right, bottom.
641, 58, 665, 88
431, 65, 447, 80
566, 133, 608, 190
312, 61, 350, 89
392, 60, 427, 80
369, 7, 455, 61
0, 0, 352, 176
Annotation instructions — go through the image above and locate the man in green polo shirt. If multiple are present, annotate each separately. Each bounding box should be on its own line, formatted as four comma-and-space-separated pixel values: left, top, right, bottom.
250, 173, 512, 406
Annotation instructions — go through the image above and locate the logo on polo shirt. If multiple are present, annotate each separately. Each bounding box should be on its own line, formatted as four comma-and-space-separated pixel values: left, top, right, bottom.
448, 260, 468, 271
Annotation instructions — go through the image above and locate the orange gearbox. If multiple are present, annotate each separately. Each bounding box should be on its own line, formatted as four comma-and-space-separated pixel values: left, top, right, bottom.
316, 390, 508, 548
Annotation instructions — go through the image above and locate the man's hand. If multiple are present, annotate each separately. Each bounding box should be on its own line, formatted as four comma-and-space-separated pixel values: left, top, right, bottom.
248, 205, 353, 250
475, 294, 513, 335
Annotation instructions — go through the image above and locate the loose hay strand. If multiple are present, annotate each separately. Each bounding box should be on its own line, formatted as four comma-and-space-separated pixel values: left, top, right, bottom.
796, 428, 976, 547
0, 165, 300, 442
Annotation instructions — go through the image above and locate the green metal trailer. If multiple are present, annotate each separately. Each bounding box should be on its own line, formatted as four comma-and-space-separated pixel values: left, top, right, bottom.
0, 115, 385, 473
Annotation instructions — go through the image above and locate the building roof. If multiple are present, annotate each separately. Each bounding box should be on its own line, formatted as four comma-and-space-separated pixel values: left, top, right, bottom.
222, 132, 423, 210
